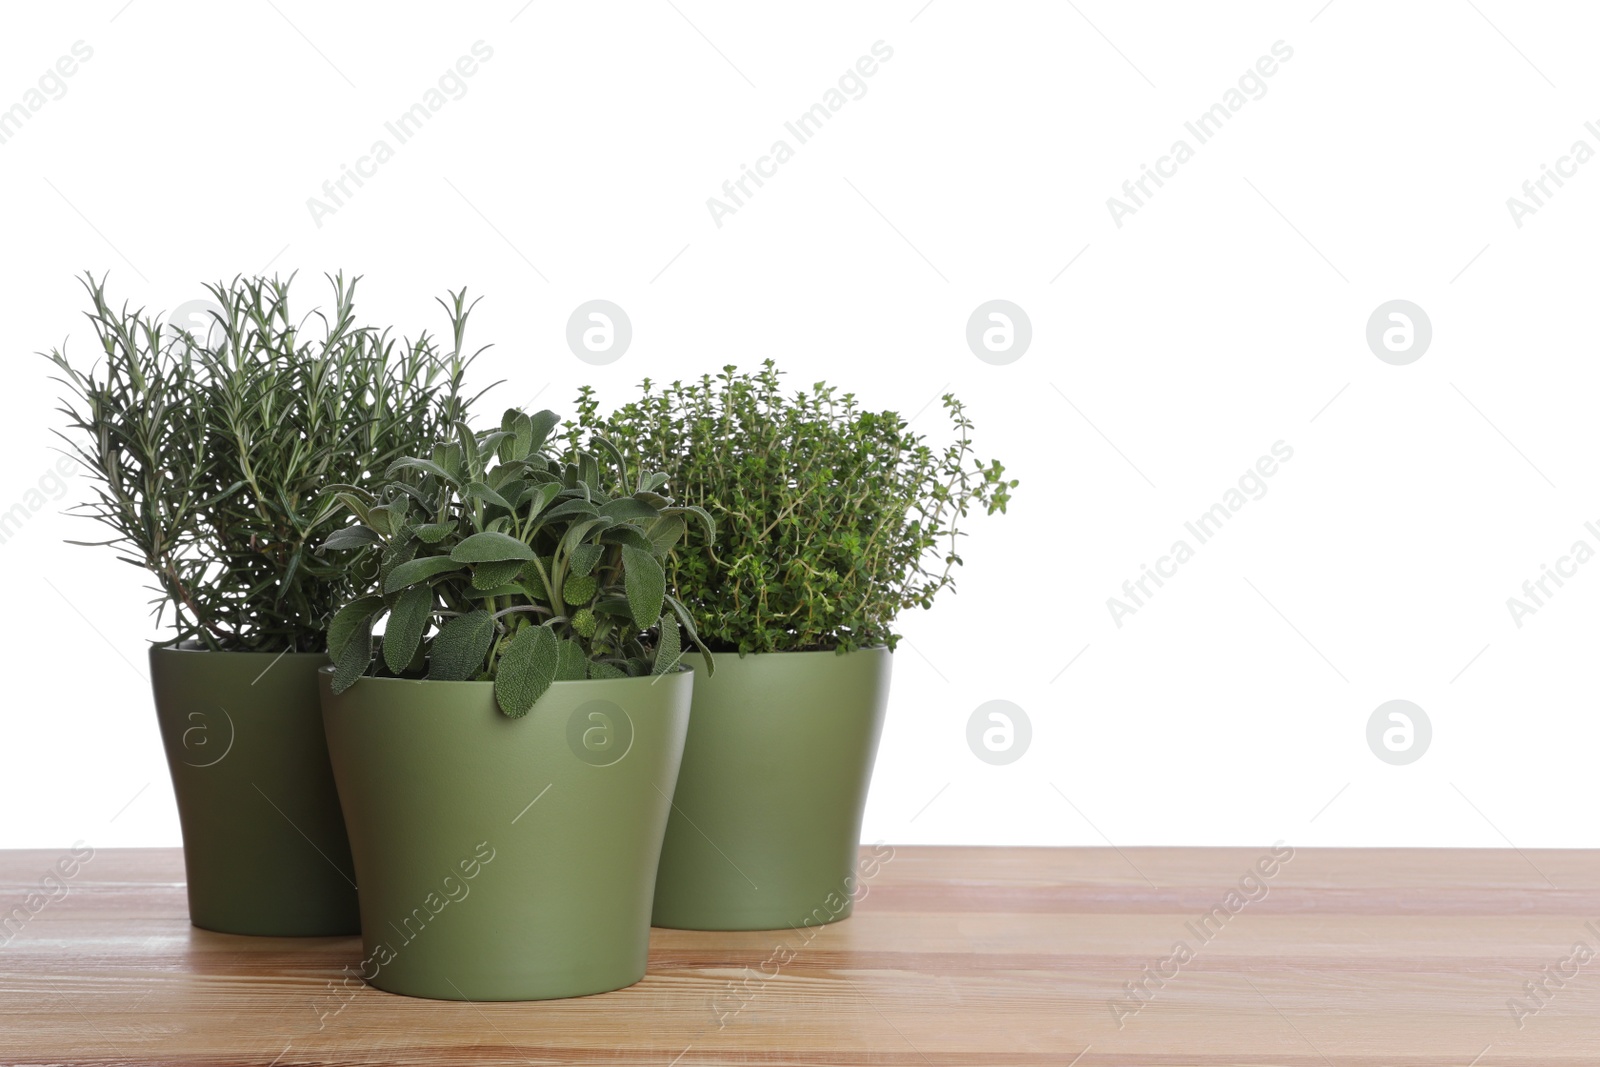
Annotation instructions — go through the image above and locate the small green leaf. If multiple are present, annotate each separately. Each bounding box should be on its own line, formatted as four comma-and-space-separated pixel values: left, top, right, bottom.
587, 661, 627, 680
428, 609, 496, 681
500, 409, 533, 462
383, 585, 432, 674
328, 595, 383, 693
664, 593, 714, 675
464, 481, 514, 512
494, 624, 558, 717
621, 546, 665, 629
561, 519, 612, 560
386, 456, 458, 484
412, 521, 454, 543
435, 442, 466, 483
599, 497, 660, 522
383, 555, 463, 594
520, 480, 562, 519
362, 508, 389, 538
320, 524, 382, 552
526, 409, 561, 453
328, 595, 384, 661
539, 498, 600, 524
451, 530, 536, 563
577, 452, 600, 491
332, 492, 372, 527
523, 556, 555, 603
652, 613, 681, 675
590, 434, 629, 487
331, 615, 374, 693
645, 515, 686, 554
379, 537, 420, 596
556, 638, 588, 681
679, 504, 716, 542
593, 596, 634, 618
567, 542, 603, 578
601, 526, 654, 552
456, 420, 483, 481
472, 559, 524, 590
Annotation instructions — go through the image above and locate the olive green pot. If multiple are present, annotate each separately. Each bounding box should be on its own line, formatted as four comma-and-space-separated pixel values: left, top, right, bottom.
319, 667, 693, 1001
652, 648, 891, 931
148, 646, 359, 936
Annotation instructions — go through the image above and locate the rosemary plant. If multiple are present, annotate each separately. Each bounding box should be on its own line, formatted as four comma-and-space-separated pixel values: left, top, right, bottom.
321, 410, 714, 716
568, 361, 1017, 655
46, 273, 483, 652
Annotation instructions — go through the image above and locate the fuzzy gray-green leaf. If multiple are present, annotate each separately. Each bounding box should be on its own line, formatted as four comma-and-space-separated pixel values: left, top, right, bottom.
382, 584, 432, 674
621, 545, 665, 629
567, 542, 603, 578
451, 530, 536, 563
472, 558, 524, 590
599, 497, 660, 523
428, 609, 495, 681
526, 409, 561, 453
494, 624, 558, 717
331, 614, 374, 693
328, 595, 384, 662
320, 524, 382, 552
555, 638, 588, 681
652, 612, 681, 675
383, 555, 463, 594
411, 521, 455, 543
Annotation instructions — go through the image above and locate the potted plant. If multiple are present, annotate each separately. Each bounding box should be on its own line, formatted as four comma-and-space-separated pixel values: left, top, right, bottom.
317, 409, 713, 1000
572, 362, 1015, 930
46, 273, 477, 936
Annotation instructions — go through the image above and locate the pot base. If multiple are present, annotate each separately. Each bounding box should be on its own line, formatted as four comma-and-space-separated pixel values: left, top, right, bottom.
322, 669, 693, 1001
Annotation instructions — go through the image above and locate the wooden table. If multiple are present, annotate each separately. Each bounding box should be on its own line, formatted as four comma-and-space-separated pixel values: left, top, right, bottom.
2, 846, 1597, 1064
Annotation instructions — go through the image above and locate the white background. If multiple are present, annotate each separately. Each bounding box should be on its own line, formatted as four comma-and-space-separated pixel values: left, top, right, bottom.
2, 0, 1595, 853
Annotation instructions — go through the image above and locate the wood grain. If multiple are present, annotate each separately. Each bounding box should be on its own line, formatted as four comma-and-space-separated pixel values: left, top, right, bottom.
2, 846, 1598, 1064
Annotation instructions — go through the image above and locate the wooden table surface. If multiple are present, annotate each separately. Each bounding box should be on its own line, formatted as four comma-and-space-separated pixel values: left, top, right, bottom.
2, 845, 1598, 1065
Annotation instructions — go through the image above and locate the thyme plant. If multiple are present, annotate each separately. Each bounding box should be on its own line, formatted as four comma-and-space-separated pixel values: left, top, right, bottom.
321, 409, 714, 717
569, 361, 1016, 655
46, 273, 481, 652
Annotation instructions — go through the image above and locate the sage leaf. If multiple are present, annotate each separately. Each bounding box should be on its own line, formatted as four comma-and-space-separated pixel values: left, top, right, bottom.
428, 609, 495, 681
383, 555, 464, 594
382, 585, 432, 675
328, 595, 384, 662
567, 542, 604, 578
652, 613, 681, 675
556, 638, 588, 681
320, 524, 382, 552
472, 558, 524, 590
451, 530, 536, 563
494, 624, 558, 717
621, 545, 665, 629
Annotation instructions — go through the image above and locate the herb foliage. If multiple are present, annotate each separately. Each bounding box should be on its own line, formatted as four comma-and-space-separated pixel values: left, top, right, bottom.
46, 273, 480, 652
322, 409, 714, 717
569, 361, 1015, 655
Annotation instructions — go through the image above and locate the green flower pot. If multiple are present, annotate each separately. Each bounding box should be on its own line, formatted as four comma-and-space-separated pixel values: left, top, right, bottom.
319, 667, 693, 1001
149, 646, 359, 936
652, 648, 891, 931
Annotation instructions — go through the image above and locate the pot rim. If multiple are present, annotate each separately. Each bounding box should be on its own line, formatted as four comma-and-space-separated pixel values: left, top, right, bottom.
149, 641, 327, 659
697, 645, 891, 660
318, 662, 694, 689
